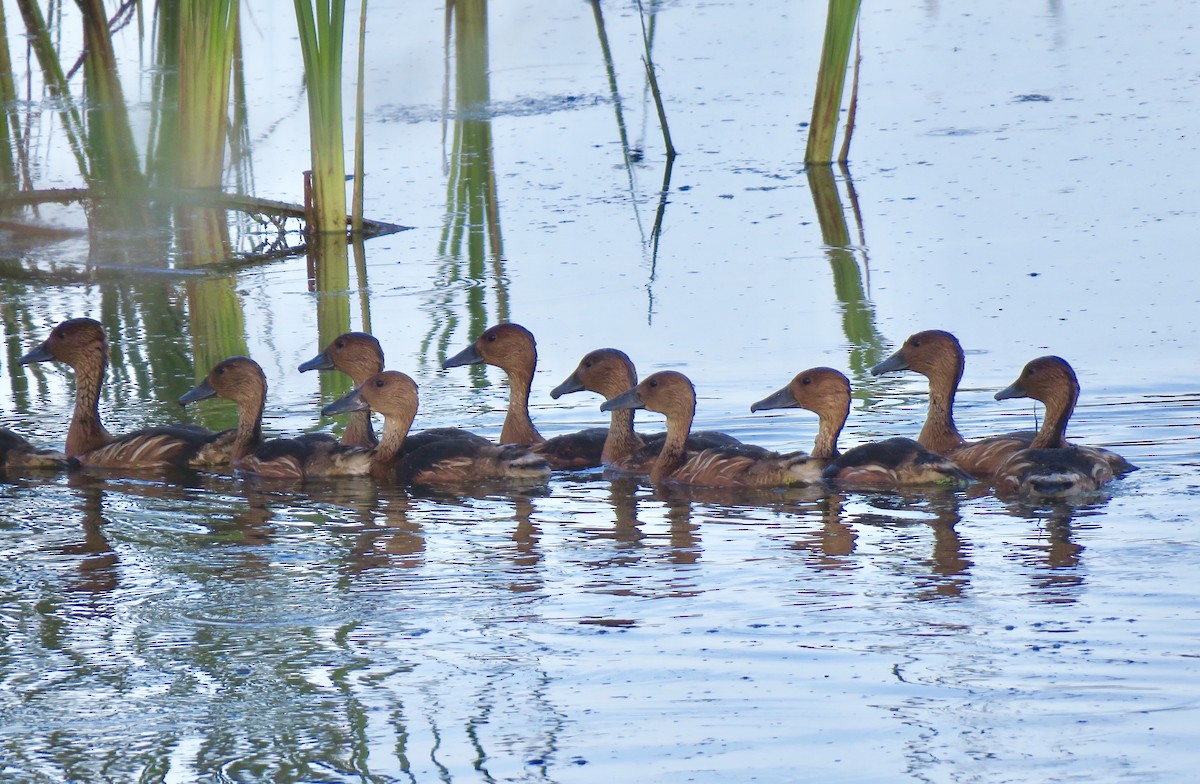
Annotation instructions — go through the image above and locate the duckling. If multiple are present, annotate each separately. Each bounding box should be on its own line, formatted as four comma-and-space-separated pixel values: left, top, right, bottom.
601, 370, 817, 488
751, 367, 972, 488
0, 428, 68, 472
302, 331, 490, 453
991, 356, 1129, 497
181, 356, 371, 481
19, 318, 230, 471
549, 347, 741, 472
323, 371, 551, 486
443, 323, 607, 469
870, 329, 1041, 479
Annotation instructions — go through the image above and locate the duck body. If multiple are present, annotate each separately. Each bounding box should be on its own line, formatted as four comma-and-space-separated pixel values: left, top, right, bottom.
0, 429, 68, 472
324, 371, 550, 486
751, 366, 971, 489
182, 356, 371, 481
20, 318, 231, 472
990, 355, 1128, 498
550, 347, 741, 474
602, 370, 816, 488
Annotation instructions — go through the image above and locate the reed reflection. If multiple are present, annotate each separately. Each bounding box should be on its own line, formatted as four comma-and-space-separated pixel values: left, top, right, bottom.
424, 0, 508, 378
805, 166, 887, 381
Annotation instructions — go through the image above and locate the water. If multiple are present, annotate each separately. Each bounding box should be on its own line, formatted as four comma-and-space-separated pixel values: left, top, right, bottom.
3, 0, 1200, 781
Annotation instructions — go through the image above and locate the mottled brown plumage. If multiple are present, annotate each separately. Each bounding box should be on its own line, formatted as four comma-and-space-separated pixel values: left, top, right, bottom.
20, 318, 228, 471
323, 371, 551, 486
298, 331, 384, 448
0, 429, 67, 472
751, 367, 972, 488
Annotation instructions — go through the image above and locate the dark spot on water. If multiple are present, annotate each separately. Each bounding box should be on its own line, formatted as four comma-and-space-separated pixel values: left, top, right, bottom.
1029, 272, 1040, 277
1015, 93, 1053, 102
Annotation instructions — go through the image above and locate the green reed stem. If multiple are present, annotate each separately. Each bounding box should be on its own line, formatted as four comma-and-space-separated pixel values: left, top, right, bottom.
294, 0, 348, 235
350, 0, 367, 234
0, 5, 20, 191
805, 0, 861, 165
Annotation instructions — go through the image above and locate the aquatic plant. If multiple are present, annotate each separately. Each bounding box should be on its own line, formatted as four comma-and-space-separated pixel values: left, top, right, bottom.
805, 0, 861, 164
293, 0, 348, 236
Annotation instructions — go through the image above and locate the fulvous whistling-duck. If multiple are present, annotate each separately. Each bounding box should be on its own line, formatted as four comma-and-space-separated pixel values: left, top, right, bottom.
751, 367, 972, 487
601, 370, 816, 488
443, 323, 607, 469
323, 371, 551, 486
550, 347, 741, 473
0, 428, 67, 472
302, 331, 489, 453
19, 318, 229, 471
298, 331, 382, 447
991, 356, 1130, 497
870, 330, 1039, 478
181, 356, 371, 481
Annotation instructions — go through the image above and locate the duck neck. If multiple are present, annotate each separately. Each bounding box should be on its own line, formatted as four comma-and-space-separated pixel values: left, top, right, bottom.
500, 366, 544, 445
919, 363, 966, 454
811, 408, 845, 460
651, 410, 692, 483
342, 367, 378, 447
1030, 386, 1077, 449
232, 388, 266, 462
66, 354, 113, 457
370, 410, 417, 481
602, 407, 642, 464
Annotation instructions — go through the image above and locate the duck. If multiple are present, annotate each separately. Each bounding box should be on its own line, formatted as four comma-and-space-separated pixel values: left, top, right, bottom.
750, 366, 972, 487
180, 356, 371, 481
600, 370, 817, 488
549, 347, 742, 472
869, 329, 1047, 479
322, 370, 552, 486
301, 331, 490, 453
298, 331, 382, 447
990, 356, 1128, 497
19, 318, 231, 471
442, 323, 607, 469
0, 428, 68, 472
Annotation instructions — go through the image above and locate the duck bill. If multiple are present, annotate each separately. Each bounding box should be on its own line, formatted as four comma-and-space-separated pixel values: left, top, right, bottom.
298, 350, 334, 373
994, 381, 1026, 401
322, 387, 369, 416
750, 386, 798, 413
549, 372, 584, 399
600, 387, 645, 412
178, 379, 217, 407
870, 348, 910, 376
19, 342, 53, 365
443, 343, 483, 369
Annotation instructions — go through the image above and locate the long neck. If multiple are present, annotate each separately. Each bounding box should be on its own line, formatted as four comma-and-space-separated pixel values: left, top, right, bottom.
370, 409, 417, 481
651, 408, 693, 483
500, 365, 544, 445
602, 407, 642, 464
342, 366, 378, 448
811, 406, 845, 460
232, 388, 266, 461
919, 361, 966, 454
66, 354, 112, 457
1030, 386, 1077, 449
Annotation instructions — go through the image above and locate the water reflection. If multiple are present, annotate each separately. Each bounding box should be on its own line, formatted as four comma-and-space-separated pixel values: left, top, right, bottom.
424, 0, 508, 375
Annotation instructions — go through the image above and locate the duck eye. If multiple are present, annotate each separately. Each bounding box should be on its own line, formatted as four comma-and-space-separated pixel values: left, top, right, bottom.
802, 376, 812, 385
649, 379, 659, 388
911, 339, 921, 348
375, 378, 386, 388
584, 360, 593, 369
335, 340, 345, 349
486, 333, 497, 342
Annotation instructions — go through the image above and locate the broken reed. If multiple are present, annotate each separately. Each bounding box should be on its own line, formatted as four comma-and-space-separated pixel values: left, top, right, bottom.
805, 0, 861, 165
